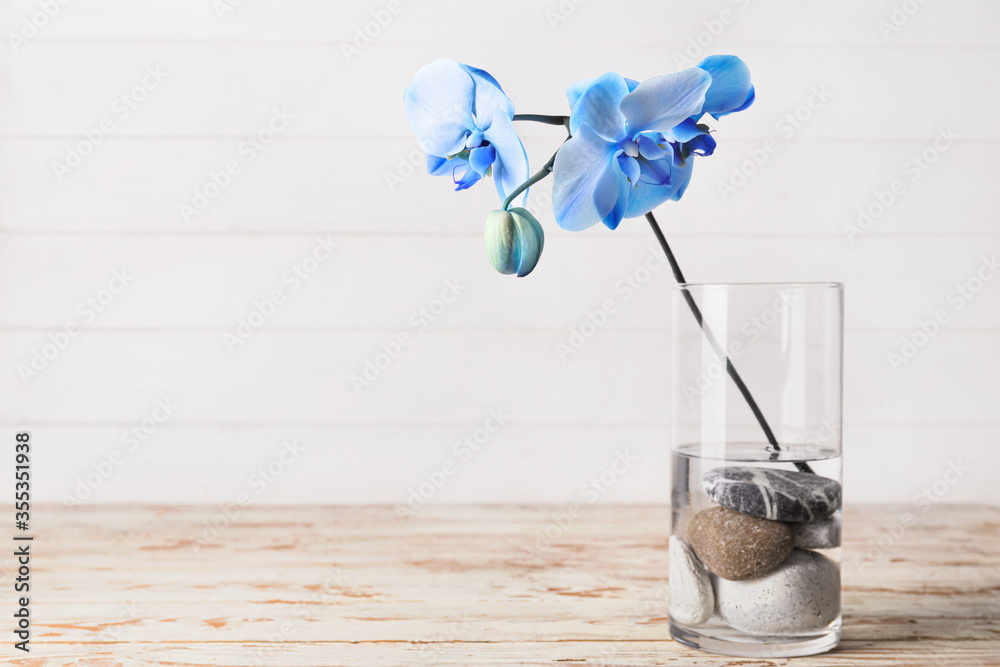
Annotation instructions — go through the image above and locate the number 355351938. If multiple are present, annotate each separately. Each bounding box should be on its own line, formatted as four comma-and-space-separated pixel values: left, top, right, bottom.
15, 432, 30, 527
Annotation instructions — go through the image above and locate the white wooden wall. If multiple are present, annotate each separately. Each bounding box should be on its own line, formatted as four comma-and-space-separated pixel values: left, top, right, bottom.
1, 0, 997, 508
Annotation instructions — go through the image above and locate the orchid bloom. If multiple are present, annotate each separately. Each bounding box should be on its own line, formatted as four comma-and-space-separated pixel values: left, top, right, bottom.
404, 59, 529, 201
552, 56, 754, 231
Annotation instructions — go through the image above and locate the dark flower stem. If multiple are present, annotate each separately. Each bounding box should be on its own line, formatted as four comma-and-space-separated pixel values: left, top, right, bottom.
512, 113, 569, 126
645, 212, 815, 474
501, 119, 806, 472
501, 143, 565, 211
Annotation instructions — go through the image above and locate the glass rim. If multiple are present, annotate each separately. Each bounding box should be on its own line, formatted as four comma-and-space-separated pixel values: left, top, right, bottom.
676, 281, 843, 290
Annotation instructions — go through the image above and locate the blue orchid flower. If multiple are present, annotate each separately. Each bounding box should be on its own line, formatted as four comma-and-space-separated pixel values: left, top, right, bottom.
404, 59, 529, 201
552, 56, 753, 231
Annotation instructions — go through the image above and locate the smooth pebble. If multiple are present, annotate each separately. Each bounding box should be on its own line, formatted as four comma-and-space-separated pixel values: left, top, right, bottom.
714, 549, 841, 636
687, 507, 795, 581
669, 536, 714, 625
794, 514, 842, 549
703, 466, 842, 523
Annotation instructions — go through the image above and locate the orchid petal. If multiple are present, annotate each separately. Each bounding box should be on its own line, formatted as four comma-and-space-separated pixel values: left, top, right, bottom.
618, 154, 640, 185
601, 158, 631, 230
624, 160, 694, 218
403, 59, 475, 157
427, 155, 452, 176
484, 110, 529, 201
552, 125, 620, 231
461, 63, 516, 122
568, 72, 629, 141
697, 55, 754, 118
567, 75, 639, 108
637, 156, 672, 187
453, 162, 483, 190
452, 163, 482, 190
465, 129, 485, 149
619, 68, 712, 134
666, 118, 707, 143
469, 144, 496, 176
727, 85, 755, 116
686, 134, 717, 157
636, 133, 670, 160
566, 77, 595, 109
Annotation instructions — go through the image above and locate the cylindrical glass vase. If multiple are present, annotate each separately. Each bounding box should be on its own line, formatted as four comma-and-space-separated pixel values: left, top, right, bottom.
668, 283, 843, 658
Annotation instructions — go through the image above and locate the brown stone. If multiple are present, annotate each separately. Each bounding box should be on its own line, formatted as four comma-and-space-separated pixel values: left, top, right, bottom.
687, 506, 795, 581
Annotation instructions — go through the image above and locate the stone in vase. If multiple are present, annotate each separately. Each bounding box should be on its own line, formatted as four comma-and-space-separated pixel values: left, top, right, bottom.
669, 536, 714, 625
687, 507, 795, 581
714, 549, 841, 636
702, 466, 841, 523
794, 514, 842, 549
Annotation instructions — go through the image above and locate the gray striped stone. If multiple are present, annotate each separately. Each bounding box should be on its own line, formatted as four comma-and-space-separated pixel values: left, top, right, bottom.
702, 467, 841, 523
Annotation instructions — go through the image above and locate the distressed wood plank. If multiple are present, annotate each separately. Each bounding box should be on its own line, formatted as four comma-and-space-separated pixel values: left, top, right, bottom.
13, 504, 1000, 665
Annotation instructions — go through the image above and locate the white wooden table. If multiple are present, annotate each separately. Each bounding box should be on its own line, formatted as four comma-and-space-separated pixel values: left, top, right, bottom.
14, 504, 1000, 665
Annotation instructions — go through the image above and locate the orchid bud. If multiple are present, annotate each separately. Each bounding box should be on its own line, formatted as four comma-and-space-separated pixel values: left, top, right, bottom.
484, 207, 544, 277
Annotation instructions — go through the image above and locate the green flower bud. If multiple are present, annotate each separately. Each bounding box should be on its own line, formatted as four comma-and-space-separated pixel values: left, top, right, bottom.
483, 207, 544, 277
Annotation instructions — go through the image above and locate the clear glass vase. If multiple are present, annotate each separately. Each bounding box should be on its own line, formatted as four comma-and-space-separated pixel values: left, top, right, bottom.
668, 282, 844, 658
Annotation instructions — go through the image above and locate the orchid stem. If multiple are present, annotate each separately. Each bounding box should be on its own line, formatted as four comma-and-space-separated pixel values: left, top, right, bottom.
645, 211, 815, 474
501, 148, 559, 211
512, 113, 569, 126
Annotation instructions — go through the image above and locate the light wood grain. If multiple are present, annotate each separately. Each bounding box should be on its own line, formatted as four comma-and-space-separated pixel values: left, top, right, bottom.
12, 504, 1000, 665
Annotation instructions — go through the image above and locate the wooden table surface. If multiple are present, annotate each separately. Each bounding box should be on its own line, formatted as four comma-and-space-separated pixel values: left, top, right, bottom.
14, 504, 1000, 666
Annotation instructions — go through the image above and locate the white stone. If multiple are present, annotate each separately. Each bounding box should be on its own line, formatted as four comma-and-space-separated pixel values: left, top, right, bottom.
669, 536, 714, 625
794, 514, 842, 550
715, 549, 840, 636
